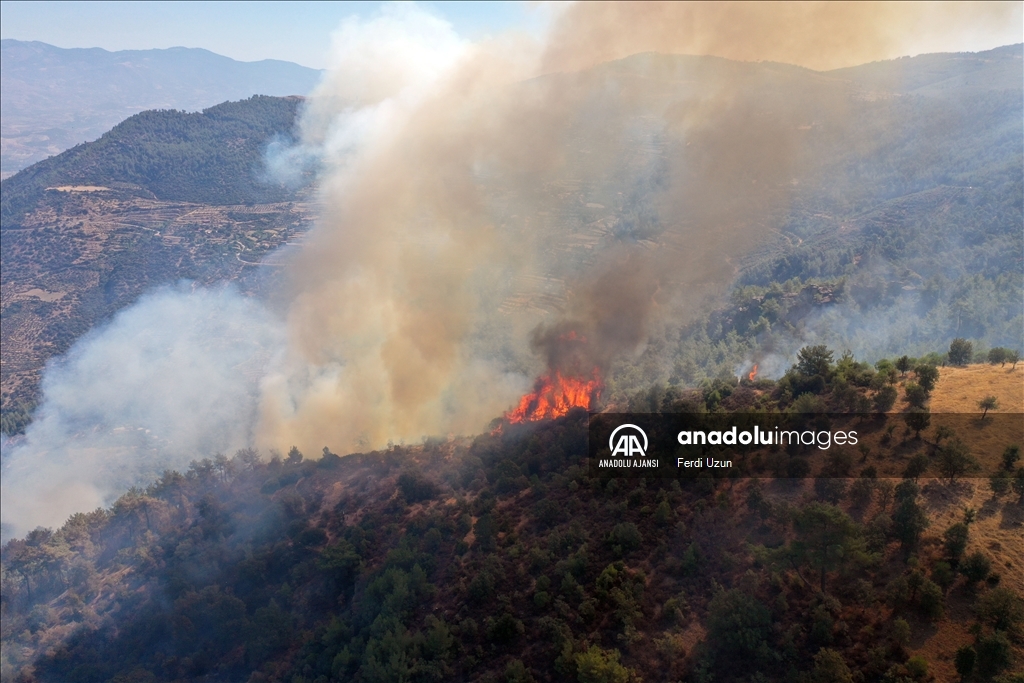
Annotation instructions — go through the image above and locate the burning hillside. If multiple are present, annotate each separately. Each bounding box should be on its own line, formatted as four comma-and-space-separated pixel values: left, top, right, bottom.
506, 370, 602, 422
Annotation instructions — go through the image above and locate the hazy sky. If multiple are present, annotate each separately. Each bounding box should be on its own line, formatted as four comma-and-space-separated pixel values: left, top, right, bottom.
2, 1, 1021, 71
0, 1, 550, 69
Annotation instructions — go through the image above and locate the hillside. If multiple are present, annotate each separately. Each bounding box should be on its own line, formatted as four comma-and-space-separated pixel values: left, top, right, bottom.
0, 96, 316, 423
1, 40, 321, 176
930, 364, 1024, 415
2, 353, 1022, 682
1, 95, 310, 221
2, 47, 1022, 436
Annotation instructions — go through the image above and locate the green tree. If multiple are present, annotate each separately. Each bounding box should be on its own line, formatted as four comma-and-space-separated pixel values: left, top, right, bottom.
914, 364, 939, 392
1008, 350, 1021, 370
904, 408, 931, 438
954, 645, 975, 680
653, 499, 673, 526
893, 494, 929, 552
943, 522, 970, 566
874, 385, 898, 413
960, 551, 992, 586
793, 502, 861, 592
906, 655, 928, 679
1001, 445, 1020, 471
934, 424, 955, 445
705, 588, 773, 665
895, 356, 912, 377
988, 347, 1009, 366
976, 587, 1024, 632
797, 345, 835, 378
505, 659, 536, 683
938, 438, 978, 484
975, 631, 1012, 678
991, 471, 1012, 496
948, 338, 973, 366
932, 561, 956, 591
904, 383, 929, 409
918, 580, 945, 620
903, 454, 929, 481
608, 523, 643, 556
811, 648, 854, 683
979, 395, 999, 419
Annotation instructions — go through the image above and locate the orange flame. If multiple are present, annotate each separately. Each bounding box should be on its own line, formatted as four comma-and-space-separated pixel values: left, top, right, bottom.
507, 371, 602, 423
748, 364, 759, 381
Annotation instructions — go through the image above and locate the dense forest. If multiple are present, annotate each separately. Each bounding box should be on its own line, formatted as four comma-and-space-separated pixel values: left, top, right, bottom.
3, 345, 1022, 682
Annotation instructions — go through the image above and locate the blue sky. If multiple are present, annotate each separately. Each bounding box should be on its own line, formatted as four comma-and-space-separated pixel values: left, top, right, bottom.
0, 1, 546, 69
2, 1, 1020, 71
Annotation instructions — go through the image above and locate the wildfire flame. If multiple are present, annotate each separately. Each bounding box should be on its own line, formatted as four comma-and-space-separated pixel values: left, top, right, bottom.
748, 363, 759, 381
506, 371, 602, 423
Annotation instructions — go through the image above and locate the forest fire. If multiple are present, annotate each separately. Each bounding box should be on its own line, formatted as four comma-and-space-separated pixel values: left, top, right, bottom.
748, 363, 759, 381
506, 371, 602, 423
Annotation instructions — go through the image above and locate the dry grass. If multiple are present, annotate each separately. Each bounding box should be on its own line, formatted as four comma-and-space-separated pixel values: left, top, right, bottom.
929, 363, 1024, 413
899, 365, 1024, 679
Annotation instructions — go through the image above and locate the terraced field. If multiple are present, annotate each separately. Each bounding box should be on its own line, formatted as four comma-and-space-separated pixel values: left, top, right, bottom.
1, 189, 317, 413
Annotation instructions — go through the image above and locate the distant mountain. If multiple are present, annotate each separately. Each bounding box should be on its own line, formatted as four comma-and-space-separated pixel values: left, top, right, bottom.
0, 40, 322, 176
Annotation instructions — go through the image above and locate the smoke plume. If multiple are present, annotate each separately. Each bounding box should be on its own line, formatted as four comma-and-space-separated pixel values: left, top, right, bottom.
3, 1, 1013, 536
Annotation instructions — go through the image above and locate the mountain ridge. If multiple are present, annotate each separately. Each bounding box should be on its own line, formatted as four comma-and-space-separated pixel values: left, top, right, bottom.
1, 39, 322, 176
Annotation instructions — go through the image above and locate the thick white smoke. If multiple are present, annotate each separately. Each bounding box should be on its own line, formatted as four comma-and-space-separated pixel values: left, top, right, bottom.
0, 284, 283, 539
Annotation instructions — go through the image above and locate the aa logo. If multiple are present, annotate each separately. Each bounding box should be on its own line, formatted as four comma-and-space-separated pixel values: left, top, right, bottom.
609, 424, 648, 457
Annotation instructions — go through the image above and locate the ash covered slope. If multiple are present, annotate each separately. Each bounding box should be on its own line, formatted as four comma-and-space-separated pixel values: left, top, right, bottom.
1, 40, 321, 176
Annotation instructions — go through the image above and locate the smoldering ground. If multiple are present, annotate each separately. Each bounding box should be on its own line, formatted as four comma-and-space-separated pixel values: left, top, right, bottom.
3, 1, 1017, 538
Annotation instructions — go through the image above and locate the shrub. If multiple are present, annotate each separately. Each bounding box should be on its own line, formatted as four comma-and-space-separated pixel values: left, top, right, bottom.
486, 612, 524, 644
397, 472, 440, 503
960, 552, 992, 586
954, 645, 975, 678
932, 561, 955, 591
873, 385, 898, 413
976, 587, 1024, 632
811, 648, 853, 683
975, 631, 1012, 677
917, 580, 944, 620
905, 655, 928, 679
608, 523, 643, 556
575, 645, 630, 683
504, 659, 536, 683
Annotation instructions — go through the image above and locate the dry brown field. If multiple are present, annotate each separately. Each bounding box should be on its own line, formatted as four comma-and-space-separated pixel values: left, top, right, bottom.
929, 363, 1024, 413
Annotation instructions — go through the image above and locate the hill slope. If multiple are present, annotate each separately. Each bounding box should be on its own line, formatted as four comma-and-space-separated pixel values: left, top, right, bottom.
3, 356, 1022, 681
1, 96, 316, 420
